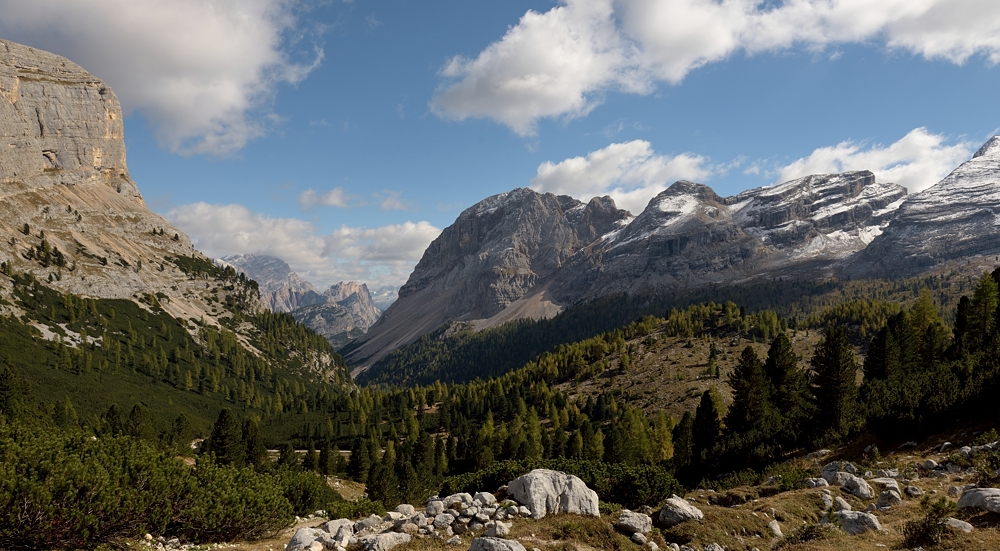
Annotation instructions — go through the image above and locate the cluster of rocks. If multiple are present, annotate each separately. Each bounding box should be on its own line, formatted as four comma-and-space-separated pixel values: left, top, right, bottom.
286, 469, 598, 551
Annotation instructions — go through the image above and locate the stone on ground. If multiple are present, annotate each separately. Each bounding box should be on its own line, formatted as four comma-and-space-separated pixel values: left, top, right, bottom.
506, 469, 599, 519
616, 509, 653, 534
359, 532, 411, 551
829, 511, 882, 535
468, 537, 528, 551
957, 487, 1000, 513
658, 495, 704, 527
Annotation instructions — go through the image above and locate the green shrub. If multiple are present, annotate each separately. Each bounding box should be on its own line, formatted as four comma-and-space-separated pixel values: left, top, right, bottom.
440, 459, 682, 509
0, 426, 294, 549
903, 496, 959, 547
271, 467, 342, 516
326, 497, 385, 520
173, 458, 292, 542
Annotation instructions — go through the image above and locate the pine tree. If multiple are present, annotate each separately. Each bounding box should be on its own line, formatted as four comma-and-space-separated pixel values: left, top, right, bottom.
127, 403, 156, 442
347, 437, 371, 481
672, 412, 694, 469
207, 409, 246, 466
727, 346, 770, 435
277, 442, 300, 470
243, 418, 268, 467
302, 442, 319, 471
318, 441, 333, 475
692, 389, 721, 463
811, 325, 860, 441
763, 333, 808, 426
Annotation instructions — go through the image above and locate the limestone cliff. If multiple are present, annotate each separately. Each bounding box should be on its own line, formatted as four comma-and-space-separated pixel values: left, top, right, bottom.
0, 39, 261, 329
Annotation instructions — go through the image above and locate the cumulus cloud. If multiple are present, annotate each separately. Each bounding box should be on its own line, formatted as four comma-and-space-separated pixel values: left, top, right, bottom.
531, 140, 713, 214
776, 127, 976, 193
299, 187, 351, 209
434, 0, 1000, 134
165, 202, 441, 288
0, 0, 321, 155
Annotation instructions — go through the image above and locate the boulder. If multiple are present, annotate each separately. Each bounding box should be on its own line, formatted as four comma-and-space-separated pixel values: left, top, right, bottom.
446, 535, 462, 546
957, 487, 1000, 513
801, 478, 829, 488
616, 509, 653, 534
631, 532, 648, 545
905, 486, 923, 498
359, 532, 411, 551
819, 492, 834, 510
398, 523, 419, 535
823, 471, 854, 486
807, 449, 832, 459
704, 544, 725, 551
843, 475, 875, 499
286, 528, 321, 551
427, 500, 446, 516
468, 537, 528, 551
870, 478, 901, 496
324, 519, 353, 536
434, 513, 457, 529
945, 517, 974, 533
394, 504, 416, 516
506, 469, 599, 519
767, 520, 783, 538
877, 490, 902, 508
475, 492, 498, 506
658, 495, 704, 527
833, 497, 852, 512
444, 493, 474, 508
355, 514, 384, 533
922, 459, 938, 470
485, 522, 511, 538
828, 511, 882, 535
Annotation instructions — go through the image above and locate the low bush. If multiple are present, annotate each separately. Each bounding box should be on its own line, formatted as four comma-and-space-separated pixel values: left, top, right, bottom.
903, 496, 959, 547
0, 425, 294, 549
326, 497, 386, 520
440, 459, 682, 509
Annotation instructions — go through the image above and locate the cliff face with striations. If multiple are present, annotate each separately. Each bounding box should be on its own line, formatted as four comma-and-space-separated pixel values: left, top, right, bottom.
0, 39, 261, 326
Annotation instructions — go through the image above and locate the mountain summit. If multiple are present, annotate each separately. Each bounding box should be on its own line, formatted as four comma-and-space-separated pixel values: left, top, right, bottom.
347, 171, 908, 370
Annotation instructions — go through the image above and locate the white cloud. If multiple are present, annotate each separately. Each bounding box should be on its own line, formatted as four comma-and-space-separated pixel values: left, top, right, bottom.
430, 0, 648, 136
531, 140, 713, 213
165, 202, 440, 288
434, 0, 1000, 134
299, 187, 351, 209
776, 127, 975, 193
377, 191, 409, 211
0, 0, 321, 155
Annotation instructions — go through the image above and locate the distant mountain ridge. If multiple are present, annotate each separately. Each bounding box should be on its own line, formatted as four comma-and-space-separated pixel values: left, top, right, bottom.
218, 254, 383, 348
345, 146, 1000, 372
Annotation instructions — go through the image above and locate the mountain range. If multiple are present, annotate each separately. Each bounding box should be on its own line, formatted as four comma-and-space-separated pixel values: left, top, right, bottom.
345, 142, 1000, 370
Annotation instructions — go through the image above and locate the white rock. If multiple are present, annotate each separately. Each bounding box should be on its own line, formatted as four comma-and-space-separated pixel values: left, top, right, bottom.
475, 492, 498, 506
833, 497, 852, 512
704, 544, 725, 551
820, 493, 834, 510
767, 520, 783, 538
446, 535, 462, 546
354, 515, 384, 533
802, 477, 829, 488
616, 509, 653, 534
631, 532, 647, 545
359, 533, 411, 551
905, 486, 923, 498
658, 495, 704, 527
426, 500, 446, 516
434, 513, 456, 529
957, 487, 1000, 513
647, 542, 659, 551
828, 511, 882, 535
807, 449, 832, 459
324, 519, 354, 535
922, 459, 938, 470
506, 469, 599, 519
468, 537, 528, 551
286, 528, 322, 551
394, 504, 416, 516
843, 475, 875, 500
945, 517, 973, 533
485, 522, 511, 538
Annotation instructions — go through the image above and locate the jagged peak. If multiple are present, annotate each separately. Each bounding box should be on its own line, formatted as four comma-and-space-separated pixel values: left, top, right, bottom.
973, 136, 1000, 159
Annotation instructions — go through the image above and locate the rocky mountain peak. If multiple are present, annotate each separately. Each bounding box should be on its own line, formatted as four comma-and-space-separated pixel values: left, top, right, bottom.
973, 136, 1000, 159
220, 253, 322, 312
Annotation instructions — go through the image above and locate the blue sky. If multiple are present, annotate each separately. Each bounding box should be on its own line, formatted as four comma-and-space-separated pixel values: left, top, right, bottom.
1, 0, 998, 289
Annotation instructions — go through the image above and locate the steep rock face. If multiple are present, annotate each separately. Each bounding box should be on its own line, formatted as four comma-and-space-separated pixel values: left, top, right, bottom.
344, 188, 630, 368
0, 39, 246, 325
323, 281, 380, 330
220, 254, 324, 312
856, 137, 1000, 276
556, 171, 906, 300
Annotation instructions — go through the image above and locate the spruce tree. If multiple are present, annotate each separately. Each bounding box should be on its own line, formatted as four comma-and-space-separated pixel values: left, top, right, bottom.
692, 389, 721, 463
811, 325, 860, 441
208, 409, 246, 466
302, 442, 319, 471
672, 411, 694, 469
763, 334, 807, 425
277, 442, 300, 470
243, 418, 268, 467
727, 346, 770, 435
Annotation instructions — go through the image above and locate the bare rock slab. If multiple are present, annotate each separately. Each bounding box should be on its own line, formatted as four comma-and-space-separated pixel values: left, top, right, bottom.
468, 537, 528, 551
957, 487, 1000, 513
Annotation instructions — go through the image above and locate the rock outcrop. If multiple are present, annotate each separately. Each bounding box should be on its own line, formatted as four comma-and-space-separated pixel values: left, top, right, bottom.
658, 495, 704, 527
221, 254, 325, 312
0, 39, 254, 325
957, 487, 1000, 513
